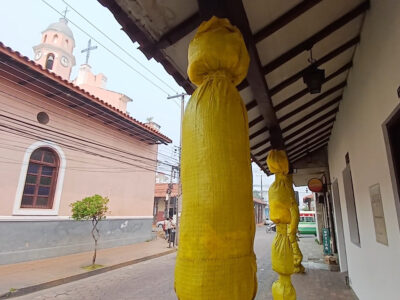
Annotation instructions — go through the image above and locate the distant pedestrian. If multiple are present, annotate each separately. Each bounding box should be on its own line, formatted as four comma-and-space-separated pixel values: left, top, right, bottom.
164, 218, 172, 240
168, 223, 176, 248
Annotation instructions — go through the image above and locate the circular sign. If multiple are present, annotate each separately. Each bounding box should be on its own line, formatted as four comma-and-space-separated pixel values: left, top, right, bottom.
308, 178, 323, 193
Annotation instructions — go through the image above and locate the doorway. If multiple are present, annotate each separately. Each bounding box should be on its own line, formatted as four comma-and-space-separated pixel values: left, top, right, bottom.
332, 180, 348, 272
383, 105, 400, 231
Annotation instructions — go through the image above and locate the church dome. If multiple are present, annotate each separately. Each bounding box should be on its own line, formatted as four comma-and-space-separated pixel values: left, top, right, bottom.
44, 18, 74, 40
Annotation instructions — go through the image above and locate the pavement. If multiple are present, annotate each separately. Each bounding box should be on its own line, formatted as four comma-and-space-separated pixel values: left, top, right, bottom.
0, 235, 175, 299
0, 227, 358, 299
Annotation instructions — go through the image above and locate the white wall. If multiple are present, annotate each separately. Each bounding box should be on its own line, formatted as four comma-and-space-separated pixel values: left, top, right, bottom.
328, 1, 400, 299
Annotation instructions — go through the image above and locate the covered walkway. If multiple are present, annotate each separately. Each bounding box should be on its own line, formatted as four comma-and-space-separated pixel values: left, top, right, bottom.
98, 0, 400, 299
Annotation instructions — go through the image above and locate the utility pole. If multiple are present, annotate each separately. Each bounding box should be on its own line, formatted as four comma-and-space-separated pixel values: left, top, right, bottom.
260, 174, 263, 200
166, 166, 174, 219
167, 93, 187, 246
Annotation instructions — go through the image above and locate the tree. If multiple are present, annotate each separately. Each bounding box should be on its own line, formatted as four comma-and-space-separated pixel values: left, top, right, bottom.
70, 195, 109, 265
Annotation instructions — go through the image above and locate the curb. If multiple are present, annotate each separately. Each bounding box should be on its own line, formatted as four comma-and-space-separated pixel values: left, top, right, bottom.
0, 249, 177, 299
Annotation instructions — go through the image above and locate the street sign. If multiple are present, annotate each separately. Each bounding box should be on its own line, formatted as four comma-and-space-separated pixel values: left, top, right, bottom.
322, 228, 331, 255
308, 178, 323, 192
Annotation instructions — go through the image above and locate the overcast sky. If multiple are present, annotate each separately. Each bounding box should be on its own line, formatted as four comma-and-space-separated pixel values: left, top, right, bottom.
0, 0, 308, 197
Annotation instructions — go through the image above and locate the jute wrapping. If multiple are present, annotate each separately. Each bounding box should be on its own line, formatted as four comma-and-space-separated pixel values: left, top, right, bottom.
174, 16, 257, 300
267, 150, 296, 300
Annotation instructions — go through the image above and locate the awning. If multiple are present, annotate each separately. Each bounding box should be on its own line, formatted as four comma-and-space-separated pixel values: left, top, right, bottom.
98, 0, 369, 173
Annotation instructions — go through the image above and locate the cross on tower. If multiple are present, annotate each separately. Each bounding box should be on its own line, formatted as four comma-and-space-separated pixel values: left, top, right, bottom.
81, 39, 98, 65
62, 7, 69, 18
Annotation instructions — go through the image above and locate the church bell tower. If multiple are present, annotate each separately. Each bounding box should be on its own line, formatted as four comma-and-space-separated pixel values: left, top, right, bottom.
33, 17, 76, 80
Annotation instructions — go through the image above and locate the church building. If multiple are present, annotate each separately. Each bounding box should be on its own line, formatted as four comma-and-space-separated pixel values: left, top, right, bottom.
0, 17, 171, 264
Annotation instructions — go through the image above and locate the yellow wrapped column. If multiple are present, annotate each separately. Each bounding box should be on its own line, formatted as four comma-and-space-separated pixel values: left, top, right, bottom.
288, 175, 305, 274
267, 150, 296, 300
174, 17, 257, 300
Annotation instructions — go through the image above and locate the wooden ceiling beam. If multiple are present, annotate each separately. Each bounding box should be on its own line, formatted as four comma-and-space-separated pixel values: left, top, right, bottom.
197, 0, 285, 149
249, 126, 269, 140
325, 61, 353, 81
278, 81, 345, 122
255, 145, 272, 160
254, 0, 322, 43
251, 153, 270, 174
284, 116, 335, 142
250, 138, 270, 151
262, 1, 369, 74
249, 115, 264, 128
275, 68, 347, 112
289, 138, 329, 160
97, 0, 194, 94
287, 130, 331, 153
292, 140, 329, 160
290, 143, 329, 163
288, 136, 330, 157
282, 105, 339, 134
141, 13, 202, 52
270, 36, 359, 95
245, 99, 258, 111
285, 123, 334, 149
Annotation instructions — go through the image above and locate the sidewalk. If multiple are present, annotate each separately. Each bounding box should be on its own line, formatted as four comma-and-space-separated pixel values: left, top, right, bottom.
0, 236, 175, 298
293, 236, 357, 300
256, 232, 357, 300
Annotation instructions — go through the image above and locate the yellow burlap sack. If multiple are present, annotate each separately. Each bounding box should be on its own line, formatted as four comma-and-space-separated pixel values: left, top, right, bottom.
267, 150, 296, 300
288, 175, 305, 273
267, 151, 292, 224
174, 16, 257, 300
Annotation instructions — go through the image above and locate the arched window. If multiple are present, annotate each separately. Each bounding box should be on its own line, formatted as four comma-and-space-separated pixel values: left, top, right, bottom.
65, 39, 69, 46
53, 34, 58, 44
43, 34, 47, 43
45, 53, 55, 70
21, 148, 59, 209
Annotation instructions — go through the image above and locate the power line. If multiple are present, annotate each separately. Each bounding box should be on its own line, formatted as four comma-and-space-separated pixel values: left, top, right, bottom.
0, 118, 175, 174
0, 123, 159, 173
61, 0, 178, 95
0, 67, 163, 147
0, 113, 178, 169
0, 55, 180, 159
0, 64, 179, 162
41, 0, 174, 96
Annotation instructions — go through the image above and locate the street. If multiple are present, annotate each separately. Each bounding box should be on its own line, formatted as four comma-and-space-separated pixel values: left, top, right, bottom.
16, 227, 275, 300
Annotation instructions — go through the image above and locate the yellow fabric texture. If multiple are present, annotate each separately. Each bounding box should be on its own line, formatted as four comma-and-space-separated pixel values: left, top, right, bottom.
174, 16, 257, 300
288, 175, 305, 273
267, 150, 296, 300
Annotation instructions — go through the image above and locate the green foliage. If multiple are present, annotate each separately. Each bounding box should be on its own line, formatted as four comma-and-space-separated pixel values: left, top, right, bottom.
70, 194, 109, 221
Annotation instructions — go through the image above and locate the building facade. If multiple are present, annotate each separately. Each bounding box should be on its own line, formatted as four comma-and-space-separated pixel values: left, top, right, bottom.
253, 198, 266, 224
0, 18, 171, 264
153, 183, 179, 223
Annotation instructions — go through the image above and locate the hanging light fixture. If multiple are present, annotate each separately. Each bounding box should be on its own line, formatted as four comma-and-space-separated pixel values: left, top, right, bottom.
303, 48, 325, 94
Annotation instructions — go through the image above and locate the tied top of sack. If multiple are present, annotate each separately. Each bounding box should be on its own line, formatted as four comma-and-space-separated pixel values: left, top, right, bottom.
187, 16, 250, 87
267, 150, 289, 175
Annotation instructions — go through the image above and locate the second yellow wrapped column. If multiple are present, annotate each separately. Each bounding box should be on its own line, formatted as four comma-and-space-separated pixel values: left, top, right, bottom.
267, 150, 296, 300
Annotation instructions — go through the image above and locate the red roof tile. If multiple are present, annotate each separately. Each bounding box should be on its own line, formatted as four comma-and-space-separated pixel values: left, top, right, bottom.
154, 183, 179, 197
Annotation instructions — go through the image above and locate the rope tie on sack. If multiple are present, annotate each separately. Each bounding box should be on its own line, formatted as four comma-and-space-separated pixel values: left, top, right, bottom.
203, 70, 233, 83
